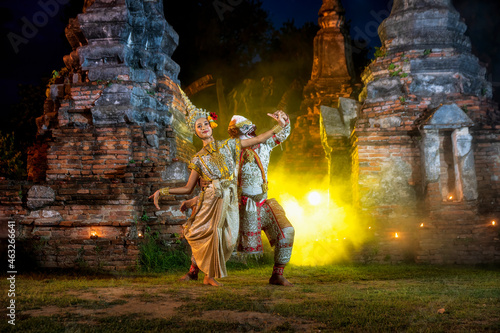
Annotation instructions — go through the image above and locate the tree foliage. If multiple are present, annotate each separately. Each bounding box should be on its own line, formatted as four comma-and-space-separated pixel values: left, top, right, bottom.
0, 131, 25, 180
164, 0, 318, 138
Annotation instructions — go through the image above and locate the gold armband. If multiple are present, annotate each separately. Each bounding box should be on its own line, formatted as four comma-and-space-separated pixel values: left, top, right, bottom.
272, 124, 283, 134
159, 187, 170, 197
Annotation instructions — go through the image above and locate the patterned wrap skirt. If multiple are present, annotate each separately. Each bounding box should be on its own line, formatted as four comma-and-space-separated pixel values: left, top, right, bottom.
183, 179, 239, 278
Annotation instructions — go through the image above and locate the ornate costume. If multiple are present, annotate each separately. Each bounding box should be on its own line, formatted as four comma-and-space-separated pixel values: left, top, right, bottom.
171, 86, 240, 279
229, 115, 294, 266
185, 138, 241, 278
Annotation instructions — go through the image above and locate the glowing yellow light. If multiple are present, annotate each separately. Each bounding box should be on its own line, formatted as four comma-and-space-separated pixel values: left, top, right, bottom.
267, 168, 371, 266
90, 230, 99, 239
307, 191, 322, 206
395, 232, 399, 238
447, 195, 454, 201
368, 226, 372, 229
492, 221, 497, 226
420, 223, 424, 227
138, 232, 144, 238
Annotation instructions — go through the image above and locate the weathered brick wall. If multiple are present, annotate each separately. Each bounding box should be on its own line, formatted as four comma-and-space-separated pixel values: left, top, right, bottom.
0, 179, 191, 269
0, 81, 195, 270
474, 130, 500, 215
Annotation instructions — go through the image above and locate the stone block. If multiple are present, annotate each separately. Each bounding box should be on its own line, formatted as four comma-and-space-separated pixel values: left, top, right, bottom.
365, 78, 403, 103
320, 106, 348, 137
337, 97, 359, 125
163, 161, 189, 182
424, 104, 474, 130
27, 186, 56, 210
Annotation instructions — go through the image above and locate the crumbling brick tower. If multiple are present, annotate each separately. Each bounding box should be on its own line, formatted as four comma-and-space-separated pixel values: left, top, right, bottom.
2, 0, 195, 270
355, 0, 500, 263
282, 0, 356, 194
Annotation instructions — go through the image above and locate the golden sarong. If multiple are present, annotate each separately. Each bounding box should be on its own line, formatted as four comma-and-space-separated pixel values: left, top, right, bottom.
183, 179, 239, 278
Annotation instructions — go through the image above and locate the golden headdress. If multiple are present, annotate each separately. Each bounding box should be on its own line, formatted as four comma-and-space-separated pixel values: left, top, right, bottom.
178, 84, 217, 132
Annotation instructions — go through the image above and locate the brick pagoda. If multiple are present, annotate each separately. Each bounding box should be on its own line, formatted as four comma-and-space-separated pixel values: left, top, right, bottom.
353, 0, 500, 263
282, 0, 356, 194
0, 0, 195, 270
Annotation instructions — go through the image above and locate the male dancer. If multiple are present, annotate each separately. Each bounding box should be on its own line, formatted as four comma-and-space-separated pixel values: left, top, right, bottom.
227, 111, 294, 286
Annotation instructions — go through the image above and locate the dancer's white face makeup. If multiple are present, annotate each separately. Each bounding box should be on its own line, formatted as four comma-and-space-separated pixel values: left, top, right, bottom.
195, 118, 212, 140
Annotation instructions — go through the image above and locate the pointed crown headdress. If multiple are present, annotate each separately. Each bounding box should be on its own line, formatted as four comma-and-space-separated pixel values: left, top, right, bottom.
178, 84, 217, 132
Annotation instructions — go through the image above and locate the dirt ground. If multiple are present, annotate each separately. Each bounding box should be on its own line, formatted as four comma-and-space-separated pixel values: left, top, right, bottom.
21, 286, 323, 332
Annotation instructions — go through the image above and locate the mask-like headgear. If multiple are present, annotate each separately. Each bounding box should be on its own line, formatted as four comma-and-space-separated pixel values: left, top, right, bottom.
228, 115, 256, 139
178, 84, 217, 132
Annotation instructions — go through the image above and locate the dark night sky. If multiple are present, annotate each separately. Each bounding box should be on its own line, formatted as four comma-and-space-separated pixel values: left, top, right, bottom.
1, 0, 499, 113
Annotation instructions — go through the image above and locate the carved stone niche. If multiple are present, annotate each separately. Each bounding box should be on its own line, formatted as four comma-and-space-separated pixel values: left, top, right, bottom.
419, 103, 477, 202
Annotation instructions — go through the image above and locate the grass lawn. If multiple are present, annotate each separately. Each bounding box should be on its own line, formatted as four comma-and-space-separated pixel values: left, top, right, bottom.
1, 263, 499, 332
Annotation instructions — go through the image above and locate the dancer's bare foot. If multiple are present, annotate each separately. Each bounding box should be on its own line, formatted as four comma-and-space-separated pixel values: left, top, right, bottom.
203, 276, 222, 287
269, 274, 294, 286
179, 272, 198, 281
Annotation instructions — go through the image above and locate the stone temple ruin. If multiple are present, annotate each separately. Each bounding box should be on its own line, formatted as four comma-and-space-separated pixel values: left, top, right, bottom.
1, 0, 195, 269
285, 0, 500, 264
0, 0, 499, 269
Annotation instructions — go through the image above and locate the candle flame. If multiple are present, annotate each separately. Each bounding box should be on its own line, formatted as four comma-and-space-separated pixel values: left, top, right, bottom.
395, 232, 399, 238
493, 221, 497, 226
420, 223, 424, 227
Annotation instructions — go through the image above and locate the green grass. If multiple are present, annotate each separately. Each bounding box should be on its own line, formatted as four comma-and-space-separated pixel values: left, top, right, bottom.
1, 264, 499, 332
138, 236, 192, 273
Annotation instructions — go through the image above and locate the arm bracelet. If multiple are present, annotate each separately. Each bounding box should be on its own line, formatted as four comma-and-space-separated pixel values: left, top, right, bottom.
159, 187, 170, 197
272, 124, 283, 134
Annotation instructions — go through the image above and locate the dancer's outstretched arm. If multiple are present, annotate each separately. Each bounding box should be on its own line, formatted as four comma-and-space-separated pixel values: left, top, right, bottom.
241, 112, 286, 148
149, 169, 200, 209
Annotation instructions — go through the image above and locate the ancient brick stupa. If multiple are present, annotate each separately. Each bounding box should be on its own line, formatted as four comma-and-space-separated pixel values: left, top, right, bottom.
282, 0, 356, 193
354, 0, 500, 263
1, 0, 195, 269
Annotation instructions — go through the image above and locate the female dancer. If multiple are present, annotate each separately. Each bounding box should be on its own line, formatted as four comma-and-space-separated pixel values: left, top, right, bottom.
149, 89, 286, 286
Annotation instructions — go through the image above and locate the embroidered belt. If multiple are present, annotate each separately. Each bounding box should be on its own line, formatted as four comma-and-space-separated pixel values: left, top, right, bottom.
219, 174, 235, 188
212, 175, 236, 198
201, 174, 235, 191
240, 192, 267, 212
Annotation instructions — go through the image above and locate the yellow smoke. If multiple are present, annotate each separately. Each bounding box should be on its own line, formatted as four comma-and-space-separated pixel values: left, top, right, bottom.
267, 168, 370, 266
